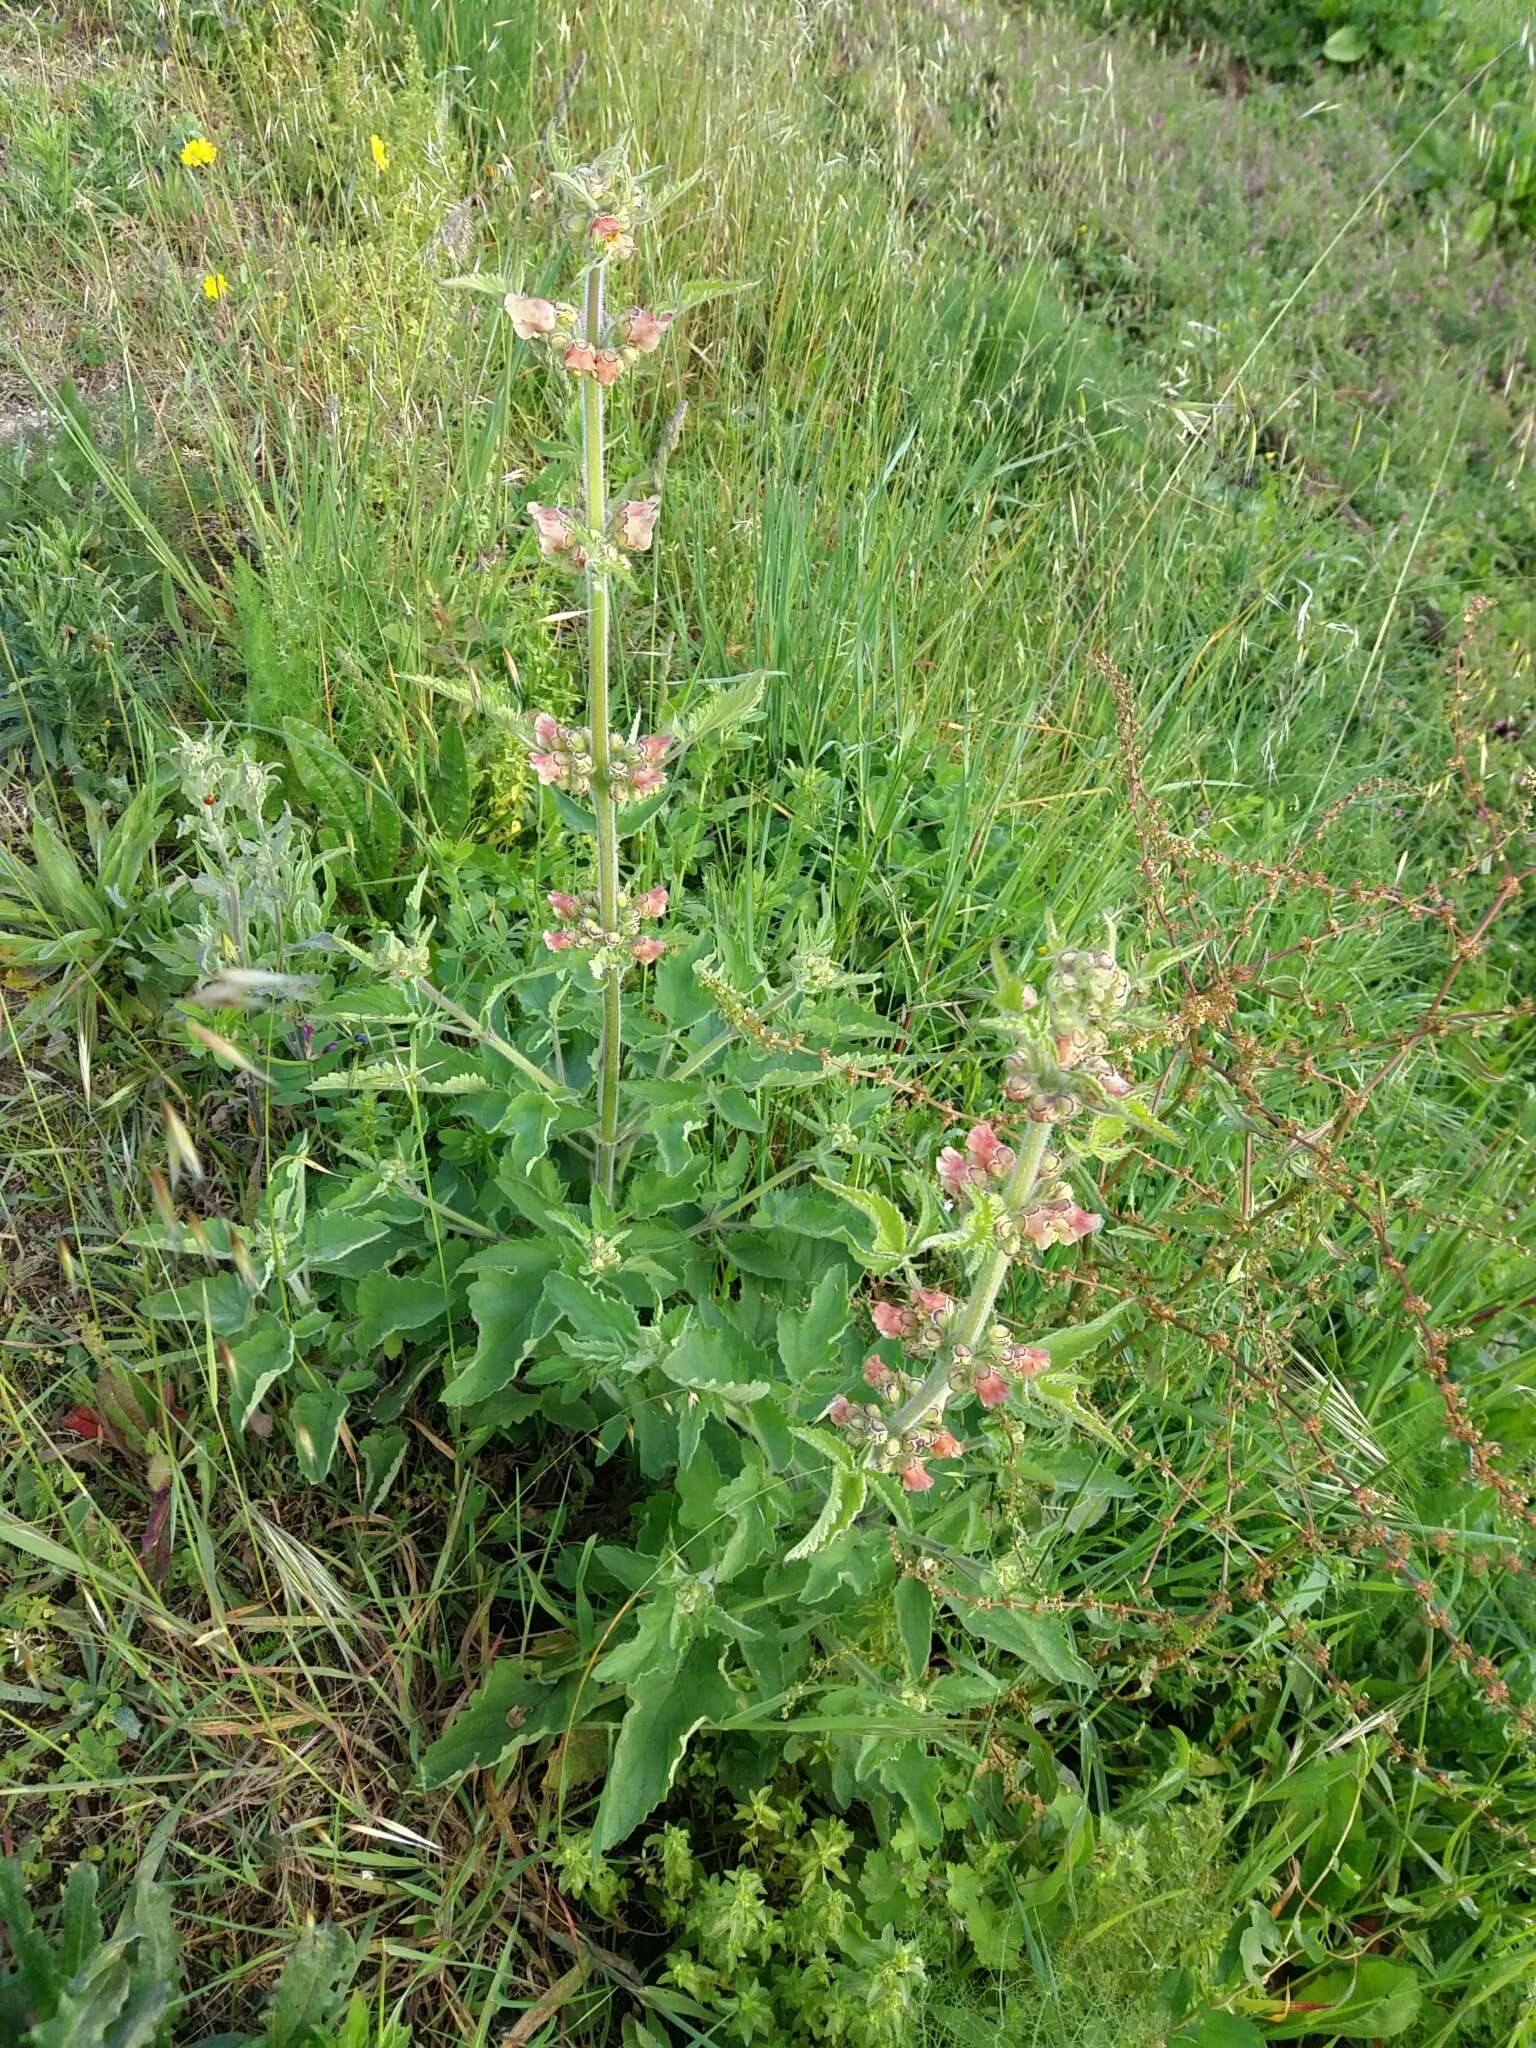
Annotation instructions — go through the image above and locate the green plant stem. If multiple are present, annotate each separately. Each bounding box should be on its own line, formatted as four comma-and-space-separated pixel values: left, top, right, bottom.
582, 259, 622, 1200
883, 1120, 1053, 1442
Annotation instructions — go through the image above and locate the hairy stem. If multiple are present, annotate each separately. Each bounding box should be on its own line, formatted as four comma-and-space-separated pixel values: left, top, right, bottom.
884, 1120, 1053, 1441
582, 260, 622, 1199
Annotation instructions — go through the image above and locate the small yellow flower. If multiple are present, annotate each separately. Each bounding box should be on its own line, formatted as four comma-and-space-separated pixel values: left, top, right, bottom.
180, 135, 218, 169
369, 133, 389, 172
202, 272, 228, 300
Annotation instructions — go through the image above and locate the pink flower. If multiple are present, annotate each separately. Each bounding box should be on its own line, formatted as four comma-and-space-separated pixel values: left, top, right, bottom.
589, 213, 625, 245
592, 348, 625, 387
630, 765, 665, 795
543, 929, 577, 952
899, 1459, 934, 1493
632, 886, 668, 919
636, 733, 673, 764
1023, 1202, 1102, 1248
872, 1301, 916, 1340
620, 306, 675, 352
973, 1369, 1009, 1409
1006, 1345, 1050, 1378
527, 503, 581, 558
631, 936, 666, 965
503, 293, 557, 339
966, 1122, 1015, 1180
929, 1429, 963, 1460
530, 753, 566, 785
1099, 1071, 1133, 1099
547, 890, 581, 920
563, 341, 599, 377
828, 1395, 853, 1426
863, 1355, 893, 1389
937, 1145, 969, 1198
533, 713, 564, 748
911, 1287, 954, 1318
615, 495, 661, 550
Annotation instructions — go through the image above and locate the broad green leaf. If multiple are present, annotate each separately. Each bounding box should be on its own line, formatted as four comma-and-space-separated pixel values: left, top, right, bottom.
893, 1578, 933, 1680
357, 1426, 409, 1511
784, 1463, 866, 1564
290, 1386, 346, 1484
942, 1593, 1093, 1687
1257, 1959, 1421, 2039
668, 670, 768, 745
1030, 1303, 1133, 1365
354, 1270, 448, 1350
812, 1174, 910, 1269
265, 1925, 357, 2048
445, 1241, 562, 1406
422, 1663, 583, 1784
776, 1265, 851, 1385
1169, 2016, 1264, 2048
1322, 24, 1367, 61
660, 1324, 772, 1402
593, 1641, 735, 1851
224, 1316, 295, 1432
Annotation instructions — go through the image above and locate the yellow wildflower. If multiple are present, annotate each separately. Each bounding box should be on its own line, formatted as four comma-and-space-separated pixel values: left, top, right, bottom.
202, 272, 228, 300
369, 133, 389, 172
180, 136, 217, 169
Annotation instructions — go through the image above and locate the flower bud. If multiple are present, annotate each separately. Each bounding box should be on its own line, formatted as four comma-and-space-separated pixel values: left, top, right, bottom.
615, 495, 661, 550
828, 1395, 854, 1426
504, 293, 557, 340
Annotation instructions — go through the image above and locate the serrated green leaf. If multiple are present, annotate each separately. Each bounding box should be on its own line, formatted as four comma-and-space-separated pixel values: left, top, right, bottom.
445, 1240, 563, 1406
224, 1316, 295, 1433
592, 1641, 735, 1851
422, 1662, 582, 1784
812, 1174, 910, 1268
942, 1593, 1093, 1686
776, 1265, 850, 1385
290, 1385, 346, 1484
357, 1425, 409, 1511
784, 1462, 866, 1563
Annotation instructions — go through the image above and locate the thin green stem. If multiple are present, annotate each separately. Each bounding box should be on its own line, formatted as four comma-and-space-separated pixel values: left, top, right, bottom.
884, 1120, 1053, 1441
582, 259, 622, 1200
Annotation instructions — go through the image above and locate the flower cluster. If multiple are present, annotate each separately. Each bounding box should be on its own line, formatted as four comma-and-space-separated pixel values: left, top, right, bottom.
551, 147, 650, 260
526, 496, 660, 571
826, 1307, 1050, 1491
814, 936, 1152, 1493
937, 1121, 1015, 1200
503, 296, 675, 387
544, 885, 668, 981
1002, 946, 1135, 1121
528, 714, 674, 804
